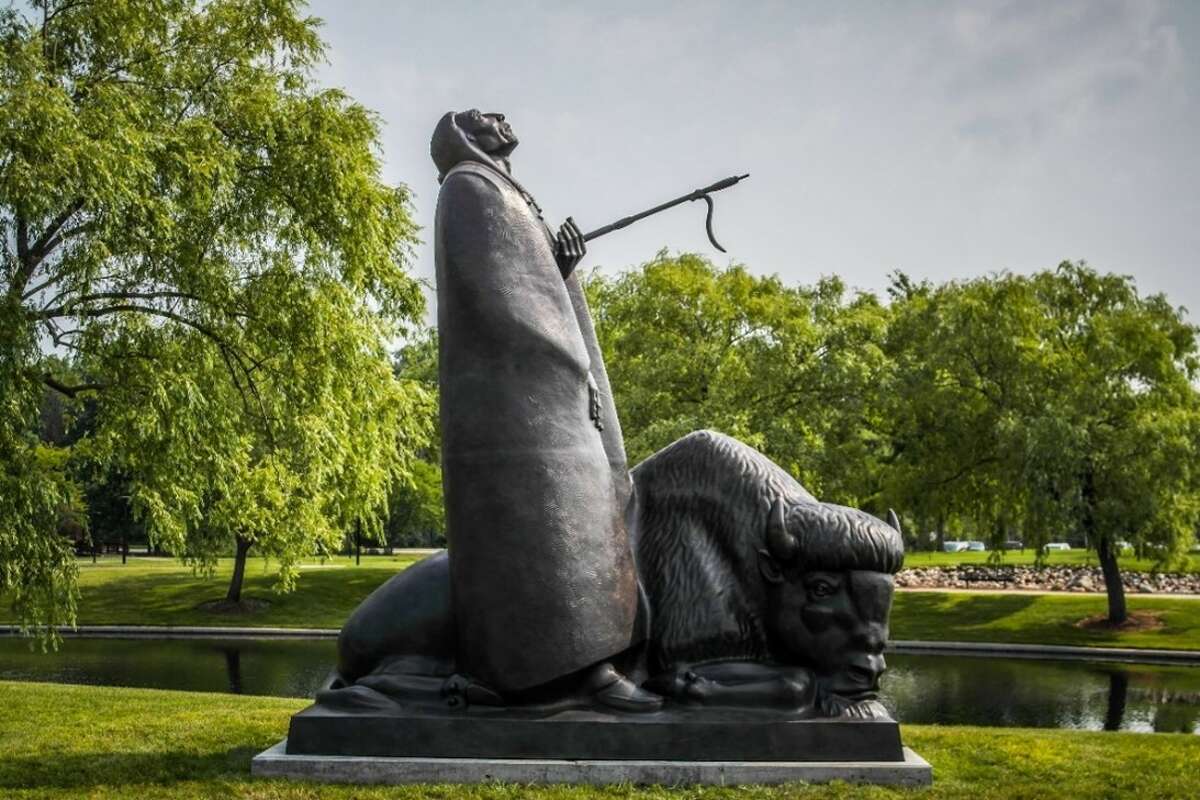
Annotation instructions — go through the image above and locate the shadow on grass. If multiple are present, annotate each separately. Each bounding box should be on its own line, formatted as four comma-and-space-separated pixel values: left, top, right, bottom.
893, 591, 1042, 638
0, 746, 262, 790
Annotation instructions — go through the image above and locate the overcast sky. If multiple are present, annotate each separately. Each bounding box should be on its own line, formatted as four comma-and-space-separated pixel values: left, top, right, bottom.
308, 0, 1200, 321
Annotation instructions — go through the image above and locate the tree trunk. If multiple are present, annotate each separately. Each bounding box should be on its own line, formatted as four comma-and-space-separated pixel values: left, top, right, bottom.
226, 536, 252, 603
1097, 533, 1128, 624
1083, 465, 1127, 624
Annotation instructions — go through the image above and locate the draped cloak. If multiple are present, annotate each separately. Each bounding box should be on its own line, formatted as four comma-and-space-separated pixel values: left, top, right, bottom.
432, 114, 641, 694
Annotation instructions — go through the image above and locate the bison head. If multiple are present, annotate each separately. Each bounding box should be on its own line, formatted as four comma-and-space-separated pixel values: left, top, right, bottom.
757, 498, 903, 701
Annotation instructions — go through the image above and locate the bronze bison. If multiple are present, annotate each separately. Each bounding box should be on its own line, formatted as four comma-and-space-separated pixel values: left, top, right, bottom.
633, 430, 902, 714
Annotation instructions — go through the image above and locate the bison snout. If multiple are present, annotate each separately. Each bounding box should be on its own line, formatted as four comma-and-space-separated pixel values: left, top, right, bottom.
845, 653, 886, 692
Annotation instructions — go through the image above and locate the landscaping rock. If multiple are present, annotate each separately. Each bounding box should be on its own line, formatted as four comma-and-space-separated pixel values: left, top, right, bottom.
894, 564, 1200, 595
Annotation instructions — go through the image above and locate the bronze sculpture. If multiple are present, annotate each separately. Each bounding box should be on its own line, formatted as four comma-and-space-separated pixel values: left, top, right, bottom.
427, 109, 657, 710
281, 110, 916, 771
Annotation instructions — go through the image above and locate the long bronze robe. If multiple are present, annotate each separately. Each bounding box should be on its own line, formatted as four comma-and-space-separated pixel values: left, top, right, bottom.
433, 121, 640, 694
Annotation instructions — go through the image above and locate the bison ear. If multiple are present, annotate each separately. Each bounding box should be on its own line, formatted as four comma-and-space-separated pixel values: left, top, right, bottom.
757, 549, 785, 585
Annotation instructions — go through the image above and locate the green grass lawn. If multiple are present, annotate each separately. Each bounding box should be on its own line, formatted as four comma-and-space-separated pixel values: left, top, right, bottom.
5, 554, 1200, 651
8, 554, 422, 629
901, 548, 1200, 572
891, 592, 1200, 650
1, 680, 1197, 799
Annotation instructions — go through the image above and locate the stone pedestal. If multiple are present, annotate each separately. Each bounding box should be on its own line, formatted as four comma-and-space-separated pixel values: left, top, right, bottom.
285, 702, 907, 762
257, 702, 931, 786
251, 740, 932, 786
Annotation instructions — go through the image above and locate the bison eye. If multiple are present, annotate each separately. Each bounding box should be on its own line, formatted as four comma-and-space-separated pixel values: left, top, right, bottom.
807, 579, 838, 599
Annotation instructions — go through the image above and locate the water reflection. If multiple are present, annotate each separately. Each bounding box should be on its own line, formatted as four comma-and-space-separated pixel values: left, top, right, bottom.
882, 653, 1200, 734
0, 638, 1196, 734
0, 636, 335, 698
1104, 671, 1127, 731
222, 646, 243, 694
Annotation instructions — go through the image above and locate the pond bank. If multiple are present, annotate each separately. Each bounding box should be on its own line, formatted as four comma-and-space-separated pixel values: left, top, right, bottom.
5, 625, 1200, 665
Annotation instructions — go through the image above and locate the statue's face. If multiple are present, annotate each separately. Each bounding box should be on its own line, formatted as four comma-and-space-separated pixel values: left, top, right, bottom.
767, 569, 892, 701
457, 109, 518, 157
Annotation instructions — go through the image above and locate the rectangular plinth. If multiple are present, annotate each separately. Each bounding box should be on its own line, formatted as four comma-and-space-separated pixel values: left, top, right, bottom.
285, 703, 905, 762
253, 740, 932, 786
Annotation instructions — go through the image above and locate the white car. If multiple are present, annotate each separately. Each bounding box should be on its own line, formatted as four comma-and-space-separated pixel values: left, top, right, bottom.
942, 541, 969, 553
1043, 542, 1071, 552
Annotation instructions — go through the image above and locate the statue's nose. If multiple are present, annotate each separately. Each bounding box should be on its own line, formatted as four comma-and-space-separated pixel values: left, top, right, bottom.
848, 653, 886, 689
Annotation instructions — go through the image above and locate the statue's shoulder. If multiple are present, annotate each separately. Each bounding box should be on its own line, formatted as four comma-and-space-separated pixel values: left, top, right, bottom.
442, 161, 511, 196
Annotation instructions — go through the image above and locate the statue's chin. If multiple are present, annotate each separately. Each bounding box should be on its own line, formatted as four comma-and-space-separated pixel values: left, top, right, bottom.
823, 681, 879, 703
491, 139, 518, 158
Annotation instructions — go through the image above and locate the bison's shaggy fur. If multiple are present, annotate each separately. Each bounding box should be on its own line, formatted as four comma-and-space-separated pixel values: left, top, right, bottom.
631, 430, 903, 672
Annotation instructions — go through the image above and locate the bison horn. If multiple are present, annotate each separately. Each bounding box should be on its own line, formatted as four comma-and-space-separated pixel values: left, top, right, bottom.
766, 497, 797, 562
888, 508, 902, 535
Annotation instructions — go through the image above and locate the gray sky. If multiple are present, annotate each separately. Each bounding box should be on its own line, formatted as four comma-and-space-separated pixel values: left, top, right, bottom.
309, 0, 1200, 321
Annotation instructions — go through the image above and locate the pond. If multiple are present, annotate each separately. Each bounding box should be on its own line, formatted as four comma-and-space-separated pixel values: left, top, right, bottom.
1, 637, 1198, 734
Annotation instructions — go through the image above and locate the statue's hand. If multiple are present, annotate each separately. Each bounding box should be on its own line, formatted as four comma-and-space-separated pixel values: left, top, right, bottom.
555, 216, 586, 278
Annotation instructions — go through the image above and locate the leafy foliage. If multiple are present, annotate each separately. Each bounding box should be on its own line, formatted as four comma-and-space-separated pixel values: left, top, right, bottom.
879, 264, 1200, 618
584, 251, 889, 506
1, 1, 426, 635
385, 329, 443, 548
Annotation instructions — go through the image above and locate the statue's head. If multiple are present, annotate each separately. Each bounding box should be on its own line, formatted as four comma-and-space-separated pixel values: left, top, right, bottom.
431, 109, 517, 181
757, 499, 903, 701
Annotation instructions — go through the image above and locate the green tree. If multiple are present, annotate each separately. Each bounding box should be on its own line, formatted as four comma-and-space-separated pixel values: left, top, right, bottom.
585, 252, 890, 507
882, 264, 1200, 622
1, 1, 427, 632
384, 329, 443, 549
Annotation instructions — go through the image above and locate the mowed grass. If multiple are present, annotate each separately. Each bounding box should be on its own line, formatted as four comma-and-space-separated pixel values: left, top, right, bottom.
4, 554, 1200, 651
891, 592, 1200, 650
1, 554, 422, 630
1, 680, 1198, 799
901, 548, 1200, 572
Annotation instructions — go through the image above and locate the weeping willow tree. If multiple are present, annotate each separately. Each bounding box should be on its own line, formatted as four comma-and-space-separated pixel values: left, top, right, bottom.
881, 264, 1200, 623
1, 1, 430, 635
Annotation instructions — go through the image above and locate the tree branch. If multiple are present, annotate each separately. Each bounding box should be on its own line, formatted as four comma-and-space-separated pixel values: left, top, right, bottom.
27, 200, 84, 262
73, 290, 204, 305
34, 302, 276, 438
33, 303, 231, 347
43, 1, 94, 29
38, 290, 251, 319
20, 273, 64, 301
41, 373, 108, 399
8, 201, 85, 299
15, 213, 28, 265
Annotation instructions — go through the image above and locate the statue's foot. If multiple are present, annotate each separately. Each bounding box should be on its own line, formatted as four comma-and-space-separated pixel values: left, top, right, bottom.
584, 662, 663, 713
